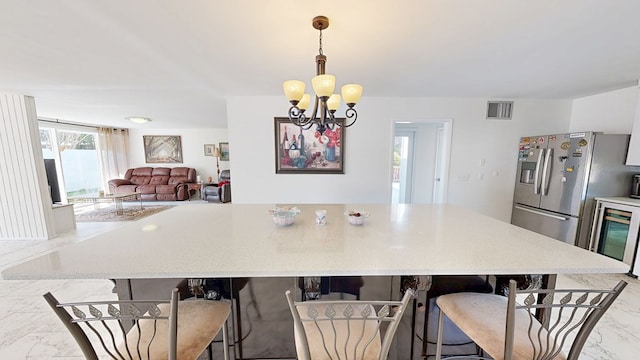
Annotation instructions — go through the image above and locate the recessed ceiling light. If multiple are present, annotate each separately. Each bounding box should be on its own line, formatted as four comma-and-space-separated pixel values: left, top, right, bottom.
127, 117, 151, 124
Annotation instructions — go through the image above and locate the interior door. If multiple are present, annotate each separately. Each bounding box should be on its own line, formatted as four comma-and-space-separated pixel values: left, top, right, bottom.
392, 121, 450, 205
432, 127, 445, 203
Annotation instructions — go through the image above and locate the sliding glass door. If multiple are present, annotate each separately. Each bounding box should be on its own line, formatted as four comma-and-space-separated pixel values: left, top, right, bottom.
40, 126, 102, 201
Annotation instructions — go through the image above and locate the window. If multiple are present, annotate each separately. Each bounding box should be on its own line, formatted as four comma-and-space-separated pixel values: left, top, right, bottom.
40, 126, 102, 200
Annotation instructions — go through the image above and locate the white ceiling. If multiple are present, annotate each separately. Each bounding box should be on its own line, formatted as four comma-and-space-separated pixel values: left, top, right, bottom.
1, 0, 640, 129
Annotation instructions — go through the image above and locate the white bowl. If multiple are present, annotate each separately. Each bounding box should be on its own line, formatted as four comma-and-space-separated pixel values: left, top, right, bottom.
345, 211, 369, 225
272, 210, 297, 226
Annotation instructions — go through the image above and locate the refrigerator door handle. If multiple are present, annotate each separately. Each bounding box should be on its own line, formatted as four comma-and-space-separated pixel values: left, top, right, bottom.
534, 149, 545, 195
541, 147, 553, 195
515, 205, 569, 221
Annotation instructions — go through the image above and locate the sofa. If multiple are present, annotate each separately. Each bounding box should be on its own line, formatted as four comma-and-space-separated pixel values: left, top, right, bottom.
203, 170, 231, 203
108, 167, 196, 201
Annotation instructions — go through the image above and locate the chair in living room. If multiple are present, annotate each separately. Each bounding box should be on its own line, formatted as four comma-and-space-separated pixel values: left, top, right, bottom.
284, 288, 413, 360
203, 170, 231, 203
435, 279, 627, 360
43, 288, 231, 360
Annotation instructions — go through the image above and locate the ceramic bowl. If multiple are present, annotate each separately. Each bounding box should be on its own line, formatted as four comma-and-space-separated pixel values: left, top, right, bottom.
269, 207, 300, 226
345, 211, 370, 225
272, 211, 296, 226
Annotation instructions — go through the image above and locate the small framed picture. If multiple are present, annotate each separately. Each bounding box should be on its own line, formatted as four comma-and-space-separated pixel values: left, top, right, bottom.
204, 144, 216, 156
219, 142, 230, 161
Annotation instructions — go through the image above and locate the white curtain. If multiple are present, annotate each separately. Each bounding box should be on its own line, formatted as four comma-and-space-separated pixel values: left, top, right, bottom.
97, 127, 129, 191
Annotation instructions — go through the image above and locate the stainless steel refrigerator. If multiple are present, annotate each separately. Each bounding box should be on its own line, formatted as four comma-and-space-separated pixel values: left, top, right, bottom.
511, 131, 640, 249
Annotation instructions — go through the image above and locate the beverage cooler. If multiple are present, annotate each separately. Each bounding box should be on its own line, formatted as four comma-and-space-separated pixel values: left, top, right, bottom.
590, 199, 640, 277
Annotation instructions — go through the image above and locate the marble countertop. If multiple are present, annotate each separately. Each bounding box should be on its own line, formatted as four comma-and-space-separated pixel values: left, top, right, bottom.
1, 204, 628, 280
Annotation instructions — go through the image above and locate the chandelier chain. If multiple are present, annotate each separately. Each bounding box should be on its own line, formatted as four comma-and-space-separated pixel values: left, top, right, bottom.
318, 29, 323, 56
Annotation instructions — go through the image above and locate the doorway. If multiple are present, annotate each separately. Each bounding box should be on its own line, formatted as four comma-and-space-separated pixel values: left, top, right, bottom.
392, 130, 415, 204
391, 120, 451, 204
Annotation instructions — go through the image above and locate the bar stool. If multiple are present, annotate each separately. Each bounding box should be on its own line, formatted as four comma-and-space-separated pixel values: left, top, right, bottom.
44, 288, 231, 360
422, 275, 493, 358
177, 277, 260, 359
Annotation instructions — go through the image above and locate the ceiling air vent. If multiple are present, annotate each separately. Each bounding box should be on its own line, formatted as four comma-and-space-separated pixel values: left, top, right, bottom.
486, 101, 513, 119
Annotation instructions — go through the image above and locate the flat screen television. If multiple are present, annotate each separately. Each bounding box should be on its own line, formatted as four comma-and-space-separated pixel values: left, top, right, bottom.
44, 159, 61, 203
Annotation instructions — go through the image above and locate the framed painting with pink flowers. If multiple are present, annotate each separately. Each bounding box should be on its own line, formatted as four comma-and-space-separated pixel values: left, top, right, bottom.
273, 117, 345, 174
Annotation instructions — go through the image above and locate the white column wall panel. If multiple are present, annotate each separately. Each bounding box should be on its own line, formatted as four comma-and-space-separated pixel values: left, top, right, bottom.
0, 93, 54, 240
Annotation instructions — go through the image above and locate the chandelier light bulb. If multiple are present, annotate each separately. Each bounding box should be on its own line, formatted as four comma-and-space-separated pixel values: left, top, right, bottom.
326, 94, 341, 111
298, 94, 311, 112
312, 74, 336, 98
283, 80, 305, 103
341, 84, 363, 106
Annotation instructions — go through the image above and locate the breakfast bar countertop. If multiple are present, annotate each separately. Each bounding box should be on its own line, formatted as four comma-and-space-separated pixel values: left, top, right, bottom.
1, 204, 628, 280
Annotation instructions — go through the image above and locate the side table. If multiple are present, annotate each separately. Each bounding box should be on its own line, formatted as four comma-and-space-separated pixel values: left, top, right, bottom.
187, 182, 203, 200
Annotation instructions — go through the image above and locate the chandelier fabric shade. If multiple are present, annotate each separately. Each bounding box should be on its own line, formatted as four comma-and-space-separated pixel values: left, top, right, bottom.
283, 16, 361, 135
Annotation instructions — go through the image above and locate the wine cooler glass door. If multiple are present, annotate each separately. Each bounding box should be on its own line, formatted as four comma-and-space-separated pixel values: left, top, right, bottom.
592, 200, 640, 274
597, 207, 632, 262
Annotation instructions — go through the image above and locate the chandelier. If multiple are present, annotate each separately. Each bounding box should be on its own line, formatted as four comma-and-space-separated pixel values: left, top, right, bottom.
283, 16, 362, 135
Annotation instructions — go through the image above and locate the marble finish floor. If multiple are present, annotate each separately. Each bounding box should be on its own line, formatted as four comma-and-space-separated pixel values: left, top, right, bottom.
1, 203, 639, 359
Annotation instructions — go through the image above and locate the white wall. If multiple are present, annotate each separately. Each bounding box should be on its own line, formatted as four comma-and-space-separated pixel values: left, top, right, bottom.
570, 86, 639, 133
128, 128, 229, 182
227, 96, 572, 221
626, 84, 640, 165
1, 94, 55, 240
117, 88, 639, 220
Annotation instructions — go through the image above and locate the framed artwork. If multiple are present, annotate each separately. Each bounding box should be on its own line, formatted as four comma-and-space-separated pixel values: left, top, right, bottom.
273, 117, 345, 174
219, 142, 230, 161
204, 144, 216, 156
143, 135, 183, 163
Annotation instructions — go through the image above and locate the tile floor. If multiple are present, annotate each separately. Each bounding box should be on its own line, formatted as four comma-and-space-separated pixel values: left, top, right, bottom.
1, 201, 639, 359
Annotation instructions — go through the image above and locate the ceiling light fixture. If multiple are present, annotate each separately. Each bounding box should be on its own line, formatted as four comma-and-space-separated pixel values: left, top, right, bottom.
283, 16, 362, 135
127, 117, 151, 124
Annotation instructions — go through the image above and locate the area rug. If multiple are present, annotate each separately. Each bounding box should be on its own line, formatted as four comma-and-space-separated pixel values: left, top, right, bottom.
75, 205, 173, 222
